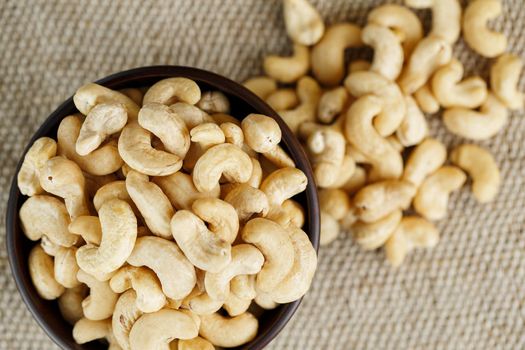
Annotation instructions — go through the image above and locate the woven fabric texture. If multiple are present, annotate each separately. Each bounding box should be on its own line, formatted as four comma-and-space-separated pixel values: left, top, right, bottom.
1, 0, 524, 349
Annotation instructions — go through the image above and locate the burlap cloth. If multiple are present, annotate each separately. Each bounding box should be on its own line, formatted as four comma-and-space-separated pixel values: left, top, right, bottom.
1, 0, 524, 349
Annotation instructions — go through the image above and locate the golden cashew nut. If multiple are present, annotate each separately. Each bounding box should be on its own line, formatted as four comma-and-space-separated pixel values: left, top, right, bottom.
169, 102, 214, 129
403, 138, 447, 187
414, 83, 440, 114
17, 137, 57, 196
112, 290, 143, 350
54, 246, 81, 288
317, 87, 349, 124
242, 76, 277, 100
278, 76, 321, 134
405, 0, 462, 44
58, 285, 87, 324
224, 183, 270, 223
306, 129, 346, 187
283, 0, 324, 46
263, 44, 310, 83
396, 95, 428, 147
352, 210, 402, 251
197, 91, 230, 114
491, 53, 524, 110
143, 77, 201, 106
28, 245, 65, 300
199, 312, 258, 348
265, 88, 299, 111
362, 24, 404, 81
76, 269, 118, 320
73, 83, 140, 120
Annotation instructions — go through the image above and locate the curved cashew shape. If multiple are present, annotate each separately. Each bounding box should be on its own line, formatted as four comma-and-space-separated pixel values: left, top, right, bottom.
319, 188, 352, 221
396, 95, 428, 147
254, 288, 278, 310
266, 88, 299, 111
368, 4, 423, 56
73, 83, 140, 120
120, 87, 144, 106
311, 23, 362, 86
69, 216, 102, 245
112, 290, 143, 350
403, 138, 447, 187
170, 102, 213, 129
57, 115, 123, 176
264, 44, 310, 83
443, 93, 508, 140
204, 244, 264, 301
58, 285, 87, 324
17, 137, 57, 196
432, 59, 488, 109
242, 218, 295, 292
93, 180, 140, 217
20, 195, 77, 246
283, 0, 324, 45
54, 246, 80, 288
362, 24, 404, 81
223, 293, 252, 317
224, 184, 269, 223
138, 103, 190, 159
129, 309, 199, 350
143, 77, 201, 106
126, 170, 174, 239
76, 199, 137, 280
38, 156, 89, 218
342, 165, 367, 194
463, 0, 507, 58
354, 180, 415, 223
266, 199, 305, 228
270, 226, 317, 303
344, 96, 403, 180
110, 266, 166, 313
398, 35, 452, 94
170, 210, 231, 273
414, 166, 466, 220
185, 290, 224, 315
491, 53, 524, 110
193, 143, 253, 192
385, 216, 439, 267
192, 198, 238, 243
242, 76, 277, 100
197, 91, 230, 114
352, 210, 402, 251
199, 312, 258, 348
317, 87, 349, 124
40, 235, 60, 257
77, 269, 118, 320
414, 83, 440, 114
279, 76, 321, 133
260, 167, 308, 217
72, 318, 112, 344
178, 337, 215, 350
405, 0, 461, 44
325, 154, 357, 189
231, 274, 257, 300
450, 144, 500, 203
127, 236, 196, 300
118, 122, 182, 176
344, 71, 406, 136
76, 102, 128, 156
29, 245, 64, 299
306, 129, 346, 187
220, 122, 243, 148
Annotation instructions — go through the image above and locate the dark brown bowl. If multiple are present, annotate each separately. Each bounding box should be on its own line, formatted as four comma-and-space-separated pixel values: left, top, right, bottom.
6, 66, 320, 350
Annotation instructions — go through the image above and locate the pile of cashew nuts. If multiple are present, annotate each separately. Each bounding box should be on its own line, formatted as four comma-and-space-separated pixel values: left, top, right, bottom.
243, 0, 522, 267
18, 76, 317, 349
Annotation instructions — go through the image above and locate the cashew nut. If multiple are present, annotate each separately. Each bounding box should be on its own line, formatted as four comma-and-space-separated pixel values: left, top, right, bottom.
17, 137, 57, 196
112, 290, 143, 350
242, 76, 277, 100
265, 88, 299, 111
224, 183, 269, 223
450, 144, 500, 203
264, 44, 310, 83
385, 216, 439, 267
73, 83, 140, 120
352, 210, 402, 250
317, 87, 349, 124
199, 312, 258, 348
68, 215, 102, 245
396, 95, 428, 147
405, 0, 462, 44
254, 290, 278, 310
191, 198, 238, 243
283, 0, 324, 46
443, 93, 508, 140
143, 77, 201, 106
54, 246, 80, 288
341, 165, 368, 194
185, 289, 224, 316
463, 0, 507, 57
231, 274, 257, 300
279, 76, 321, 133
432, 58, 488, 109
403, 139, 446, 188
28, 245, 65, 299
362, 24, 404, 81
324, 154, 357, 190
241, 113, 281, 153
93, 180, 140, 218
491, 53, 524, 110
223, 293, 252, 317
84, 172, 118, 199
260, 167, 308, 217
127, 236, 196, 300
170, 102, 214, 129
414, 83, 440, 114
58, 285, 88, 324
197, 91, 230, 114
267, 199, 305, 228
311, 23, 362, 86
306, 129, 346, 187
76, 269, 118, 320
40, 235, 60, 256
319, 188, 351, 221
72, 318, 113, 345
348, 59, 371, 73
120, 88, 144, 106
178, 337, 215, 350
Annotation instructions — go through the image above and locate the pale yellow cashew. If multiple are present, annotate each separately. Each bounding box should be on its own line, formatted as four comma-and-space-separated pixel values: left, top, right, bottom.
231, 274, 257, 300
83, 172, 118, 199
68, 216, 102, 245
184, 289, 223, 316
344, 71, 406, 137
362, 24, 404, 81
28, 245, 65, 300
324, 154, 356, 190
414, 166, 466, 220
443, 93, 508, 140
58, 285, 87, 325
54, 246, 80, 288
341, 165, 367, 194
398, 35, 452, 95
199, 312, 258, 348
491, 53, 524, 110
143, 77, 201, 105
183, 122, 226, 171
414, 84, 440, 114
93, 180, 140, 218
403, 138, 447, 187
254, 290, 278, 310
344, 96, 403, 180
268, 199, 305, 228
317, 87, 349, 124
463, 0, 507, 58
120, 88, 144, 106
405, 0, 462, 44
223, 293, 252, 317
396, 95, 428, 147
197, 91, 230, 114
242, 76, 277, 100
170, 102, 214, 129
320, 211, 340, 246
283, 0, 324, 46
278, 76, 321, 134
178, 337, 215, 350
73, 83, 140, 120
224, 183, 270, 223
311, 23, 362, 86
319, 188, 352, 221
72, 318, 113, 345
306, 129, 346, 187
265, 88, 299, 111
385, 216, 439, 267
17, 137, 57, 196
76, 269, 118, 320
260, 167, 308, 217
432, 59, 488, 109
368, 4, 423, 56
352, 210, 402, 251
348, 59, 371, 73
450, 144, 501, 203
264, 44, 310, 83
112, 290, 143, 350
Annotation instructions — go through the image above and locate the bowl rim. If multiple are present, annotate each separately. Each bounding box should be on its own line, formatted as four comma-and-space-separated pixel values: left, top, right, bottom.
6, 65, 320, 350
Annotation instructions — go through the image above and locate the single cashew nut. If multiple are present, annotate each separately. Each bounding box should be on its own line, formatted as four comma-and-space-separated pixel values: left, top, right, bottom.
76, 269, 118, 320
93, 180, 140, 218
143, 77, 201, 106
319, 188, 352, 221
231, 274, 257, 300
28, 245, 65, 299
403, 138, 447, 187
112, 290, 143, 350
311, 23, 363, 86
224, 183, 269, 223
324, 154, 357, 190
443, 93, 508, 140
120, 88, 144, 106
186, 122, 227, 171
83, 172, 118, 199
317, 87, 349, 124
223, 293, 252, 317
266, 198, 305, 228
342, 165, 368, 194
352, 210, 402, 251
264, 44, 310, 83
76, 102, 128, 156
260, 167, 308, 217
450, 144, 500, 203
68, 216, 102, 245
405, 0, 462, 44
279, 76, 321, 133
199, 312, 258, 348
54, 246, 80, 288
192, 198, 239, 243
242, 76, 277, 100
432, 59, 488, 109
242, 113, 281, 153
127, 236, 196, 300
362, 24, 404, 81
491, 53, 524, 110
178, 337, 215, 350
254, 289, 278, 310
220, 122, 244, 149
265, 88, 299, 111
396, 95, 428, 147
197, 91, 230, 114
170, 102, 214, 129
185, 289, 224, 316
414, 83, 440, 114
72, 318, 112, 344
306, 129, 346, 187
283, 0, 324, 46
17, 137, 57, 196
58, 285, 88, 324
73, 83, 140, 120
463, 0, 507, 58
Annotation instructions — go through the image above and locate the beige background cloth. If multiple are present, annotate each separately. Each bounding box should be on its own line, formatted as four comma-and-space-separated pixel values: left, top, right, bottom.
1, 0, 524, 349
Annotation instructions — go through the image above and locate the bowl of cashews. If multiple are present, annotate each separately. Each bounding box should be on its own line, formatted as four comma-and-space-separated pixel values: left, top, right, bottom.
6, 65, 320, 350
